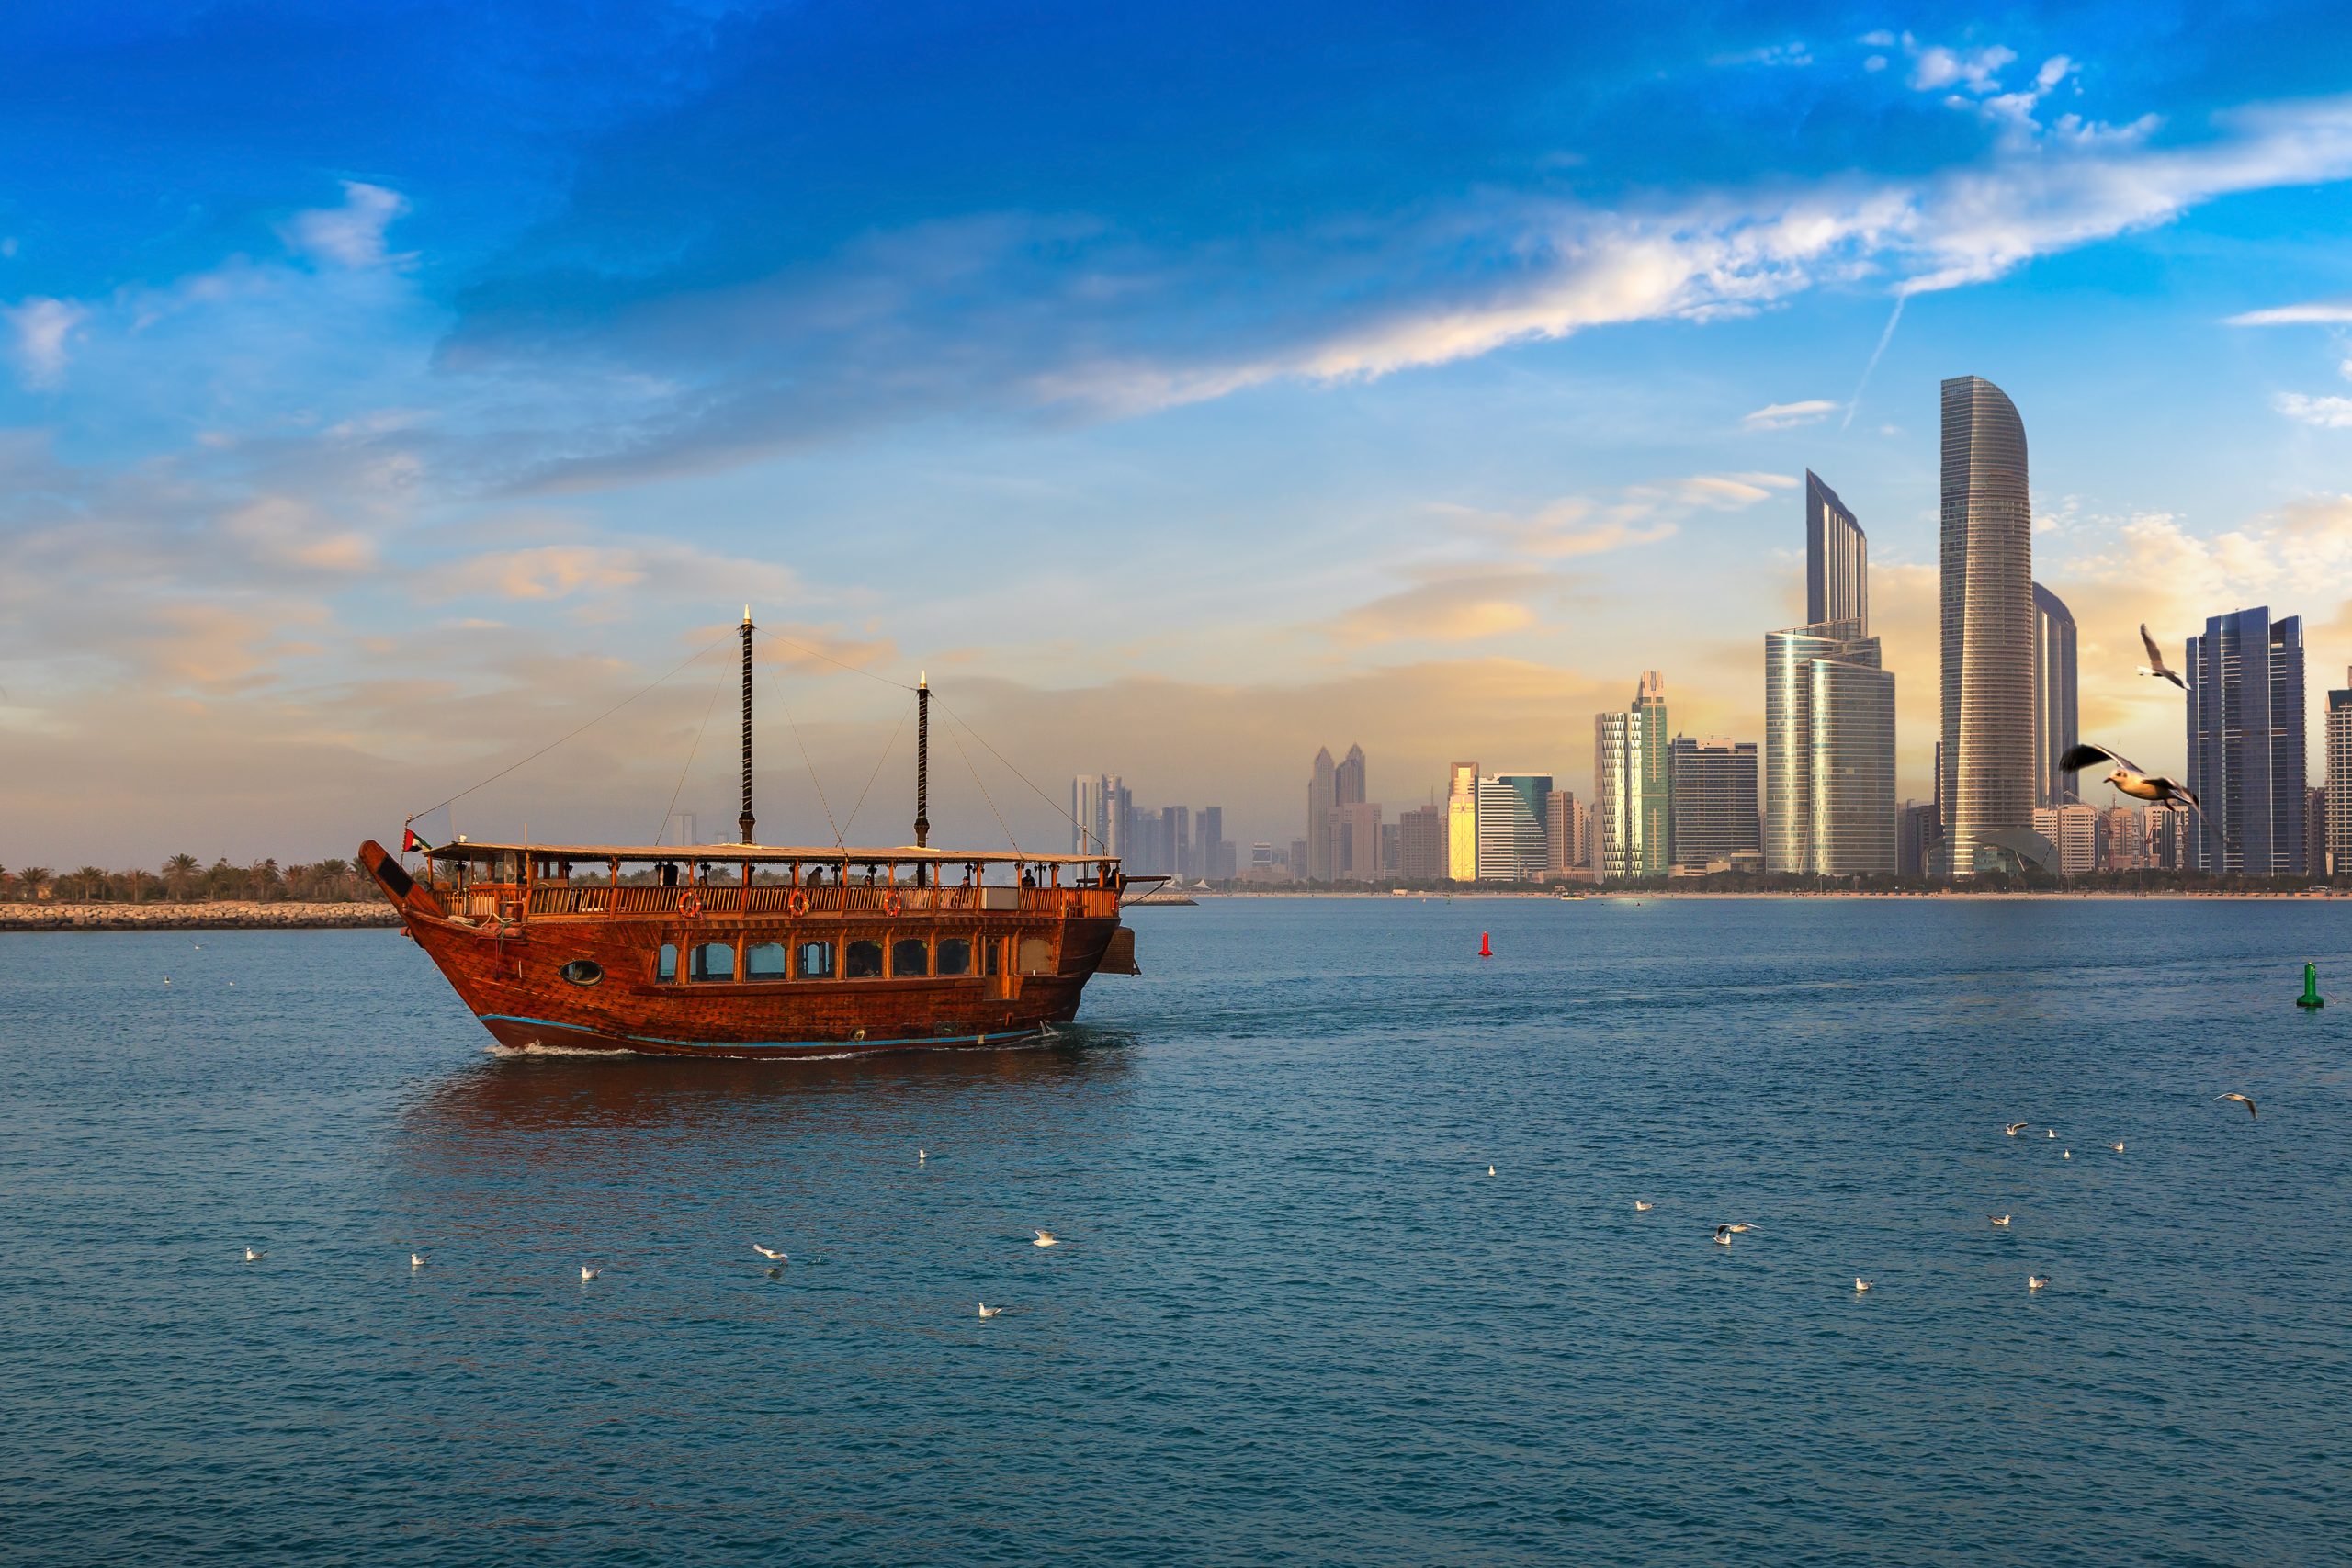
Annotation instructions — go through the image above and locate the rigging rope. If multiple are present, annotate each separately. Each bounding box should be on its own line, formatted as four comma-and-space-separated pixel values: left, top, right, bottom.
838, 694, 912, 847
408, 631, 734, 823
931, 695, 1103, 853
768, 660, 848, 853
654, 680, 728, 845
943, 711, 1019, 856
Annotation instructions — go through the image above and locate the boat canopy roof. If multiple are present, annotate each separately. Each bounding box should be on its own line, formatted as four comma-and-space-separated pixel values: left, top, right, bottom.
421, 840, 1117, 866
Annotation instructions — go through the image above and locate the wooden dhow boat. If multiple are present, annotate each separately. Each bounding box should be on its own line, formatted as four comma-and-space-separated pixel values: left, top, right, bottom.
359, 615, 1136, 1057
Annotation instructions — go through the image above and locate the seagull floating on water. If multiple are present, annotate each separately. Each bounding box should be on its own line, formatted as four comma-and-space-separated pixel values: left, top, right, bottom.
243, 1246, 266, 1262
2063, 1150, 2071, 1159
1033, 1230, 1059, 1247
2137, 624, 2188, 690
1991, 1214, 2011, 1227
752, 1245, 787, 1263
918, 1149, 927, 1164
1487, 1165, 1496, 1178
2217, 1092, 2257, 1120
978, 1303, 1001, 1319
2028, 1274, 2052, 1292
580, 1265, 600, 1280
2046, 1129, 2056, 1139
411, 1253, 426, 1269
1634, 1201, 1653, 1213
2005, 1122, 2030, 1137
2108, 1142, 2125, 1153
1854, 1277, 1873, 1292
1713, 1224, 1751, 1246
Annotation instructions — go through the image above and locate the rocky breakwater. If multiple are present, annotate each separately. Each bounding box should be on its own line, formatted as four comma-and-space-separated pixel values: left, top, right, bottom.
0, 900, 400, 932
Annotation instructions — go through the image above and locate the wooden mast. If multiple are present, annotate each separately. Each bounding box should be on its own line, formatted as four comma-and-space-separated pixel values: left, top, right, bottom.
738, 607, 756, 845
914, 672, 930, 850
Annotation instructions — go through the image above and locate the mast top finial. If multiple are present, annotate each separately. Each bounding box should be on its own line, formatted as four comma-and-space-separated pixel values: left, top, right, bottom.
919, 670, 927, 689
742, 604, 752, 625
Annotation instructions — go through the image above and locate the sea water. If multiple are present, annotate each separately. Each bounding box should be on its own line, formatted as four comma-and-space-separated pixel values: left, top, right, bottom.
1, 897, 2346, 1564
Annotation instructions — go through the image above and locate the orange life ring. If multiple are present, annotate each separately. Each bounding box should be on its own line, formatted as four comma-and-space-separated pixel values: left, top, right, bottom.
679, 889, 703, 919
883, 890, 904, 917
786, 887, 810, 919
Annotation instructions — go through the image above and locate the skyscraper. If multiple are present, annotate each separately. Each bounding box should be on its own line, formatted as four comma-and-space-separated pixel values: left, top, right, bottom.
1335, 744, 1366, 811
1305, 747, 1336, 881
1939, 375, 2035, 876
1398, 804, 1446, 880
1445, 762, 1479, 882
1668, 738, 1760, 868
1594, 710, 1634, 881
1544, 790, 1593, 876
1765, 621, 1896, 874
1475, 773, 1552, 880
1194, 807, 1225, 882
2186, 606, 2306, 875
1071, 773, 1129, 856
2032, 582, 2079, 807
2328, 673, 2352, 877
1633, 671, 1671, 872
1806, 470, 1867, 627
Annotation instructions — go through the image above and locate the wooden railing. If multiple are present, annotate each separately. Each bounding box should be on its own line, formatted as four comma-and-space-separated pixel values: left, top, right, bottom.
510, 883, 1121, 921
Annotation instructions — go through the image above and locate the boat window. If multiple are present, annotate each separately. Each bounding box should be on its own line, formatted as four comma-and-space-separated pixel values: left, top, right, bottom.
560, 959, 604, 987
845, 940, 883, 979
690, 942, 735, 982
798, 941, 835, 979
658, 943, 678, 981
986, 938, 1001, 976
745, 942, 787, 980
936, 938, 972, 976
892, 939, 929, 977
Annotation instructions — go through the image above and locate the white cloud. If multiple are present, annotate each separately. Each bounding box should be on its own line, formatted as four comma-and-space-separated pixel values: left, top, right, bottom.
2035, 55, 2076, 91
1741, 398, 1839, 429
1911, 43, 2016, 94
281, 182, 412, 269
2226, 299, 2352, 325
1858, 30, 1897, 47
1863, 55, 1888, 73
2277, 392, 2352, 427
4, 297, 88, 387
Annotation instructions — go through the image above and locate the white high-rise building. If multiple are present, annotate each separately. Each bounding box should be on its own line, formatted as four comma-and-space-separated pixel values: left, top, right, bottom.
1071, 773, 1129, 856
1475, 773, 1552, 881
2328, 671, 2352, 877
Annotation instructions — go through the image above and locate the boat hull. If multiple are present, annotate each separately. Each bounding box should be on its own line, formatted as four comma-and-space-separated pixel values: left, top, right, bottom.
358, 840, 1123, 1059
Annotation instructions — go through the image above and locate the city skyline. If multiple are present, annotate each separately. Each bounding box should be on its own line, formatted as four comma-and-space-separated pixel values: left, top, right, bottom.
6, 8, 2352, 866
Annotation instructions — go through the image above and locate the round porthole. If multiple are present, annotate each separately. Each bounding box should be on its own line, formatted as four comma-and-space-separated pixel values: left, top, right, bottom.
560, 959, 605, 987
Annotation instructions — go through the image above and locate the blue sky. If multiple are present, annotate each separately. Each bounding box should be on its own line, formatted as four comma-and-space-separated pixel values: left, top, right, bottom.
6, 0, 2352, 863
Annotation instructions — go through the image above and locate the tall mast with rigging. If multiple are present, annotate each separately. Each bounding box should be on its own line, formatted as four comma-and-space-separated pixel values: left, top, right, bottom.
738, 607, 756, 845
914, 672, 930, 849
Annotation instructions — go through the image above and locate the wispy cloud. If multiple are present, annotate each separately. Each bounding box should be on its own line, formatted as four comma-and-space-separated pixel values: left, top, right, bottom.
4, 297, 89, 387
280, 182, 413, 269
2227, 299, 2352, 325
1741, 398, 1838, 429
2276, 391, 2352, 427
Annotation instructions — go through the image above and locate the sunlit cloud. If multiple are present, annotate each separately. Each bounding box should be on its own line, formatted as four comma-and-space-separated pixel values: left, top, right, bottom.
280, 181, 413, 269
1741, 399, 1839, 429
4, 297, 89, 387
2276, 391, 2352, 427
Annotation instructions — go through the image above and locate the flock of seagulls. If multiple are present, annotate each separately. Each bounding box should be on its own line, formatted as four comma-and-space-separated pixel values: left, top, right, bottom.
237, 1145, 1066, 1324
1621, 1095, 2260, 1292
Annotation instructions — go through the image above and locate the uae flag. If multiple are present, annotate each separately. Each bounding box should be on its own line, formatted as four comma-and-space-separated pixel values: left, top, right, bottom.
402, 828, 431, 854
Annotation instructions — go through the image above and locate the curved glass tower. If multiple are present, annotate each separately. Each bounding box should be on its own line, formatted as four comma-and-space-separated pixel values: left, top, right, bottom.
1939, 376, 2034, 876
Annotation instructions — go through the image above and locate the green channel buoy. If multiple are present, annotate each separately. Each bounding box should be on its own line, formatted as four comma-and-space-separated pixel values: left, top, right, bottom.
2298, 962, 2324, 1010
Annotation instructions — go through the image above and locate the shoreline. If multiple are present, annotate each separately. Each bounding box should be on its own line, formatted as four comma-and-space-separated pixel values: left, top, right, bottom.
0, 901, 399, 932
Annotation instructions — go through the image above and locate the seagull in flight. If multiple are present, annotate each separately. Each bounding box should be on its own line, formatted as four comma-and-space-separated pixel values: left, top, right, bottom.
1713, 1224, 1751, 1246
2060, 743, 2235, 849
752, 1245, 787, 1263
2004, 1122, 2030, 1137
2217, 1092, 2257, 1120
243, 1246, 267, 1262
1991, 1214, 2011, 1227
1033, 1230, 1059, 1247
1854, 1277, 1873, 1292
2137, 624, 2188, 690
1634, 1200, 1653, 1213
2028, 1274, 2052, 1292
580, 1265, 601, 1280
978, 1303, 1002, 1318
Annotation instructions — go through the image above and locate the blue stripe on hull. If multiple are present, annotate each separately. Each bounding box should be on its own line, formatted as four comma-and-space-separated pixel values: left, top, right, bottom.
478, 1012, 1046, 1053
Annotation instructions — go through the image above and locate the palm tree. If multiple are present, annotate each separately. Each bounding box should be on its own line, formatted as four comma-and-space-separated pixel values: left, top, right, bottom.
72, 865, 110, 902
314, 858, 352, 901
16, 865, 52, 902
162, 853, 200, 902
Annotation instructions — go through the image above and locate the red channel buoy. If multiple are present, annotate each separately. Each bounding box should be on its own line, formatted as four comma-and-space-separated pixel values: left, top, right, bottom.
1479, 931, 1492, 958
